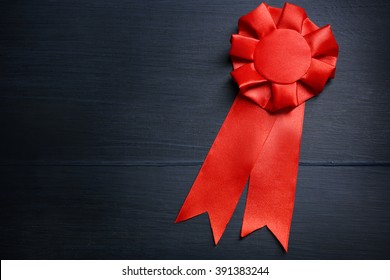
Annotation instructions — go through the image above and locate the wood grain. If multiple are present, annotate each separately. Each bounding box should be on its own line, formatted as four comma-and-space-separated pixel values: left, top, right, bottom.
1, 165, 389, 259
0, 0, 390, 259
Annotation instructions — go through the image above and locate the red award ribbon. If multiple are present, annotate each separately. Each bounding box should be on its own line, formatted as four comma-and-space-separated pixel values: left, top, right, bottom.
176, 2, 339, 251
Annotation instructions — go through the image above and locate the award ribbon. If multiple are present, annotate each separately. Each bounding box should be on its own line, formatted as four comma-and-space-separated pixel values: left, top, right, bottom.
176, 2, 339, 251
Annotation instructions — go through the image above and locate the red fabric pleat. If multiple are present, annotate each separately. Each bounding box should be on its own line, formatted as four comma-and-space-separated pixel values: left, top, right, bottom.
230, 34, 259, 61
231, 63, 267, 90
277, 3, 307, 32
238, 3, 276, 39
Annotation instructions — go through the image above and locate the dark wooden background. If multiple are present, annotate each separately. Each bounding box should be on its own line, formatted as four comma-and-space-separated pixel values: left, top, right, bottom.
1, 0, 390, 259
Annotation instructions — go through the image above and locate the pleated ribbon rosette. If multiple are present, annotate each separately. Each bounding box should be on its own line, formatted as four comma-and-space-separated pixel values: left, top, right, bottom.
176, 2, 339, 251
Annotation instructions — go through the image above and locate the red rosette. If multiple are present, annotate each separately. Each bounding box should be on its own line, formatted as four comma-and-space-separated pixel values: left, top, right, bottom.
230, 2, 338, 112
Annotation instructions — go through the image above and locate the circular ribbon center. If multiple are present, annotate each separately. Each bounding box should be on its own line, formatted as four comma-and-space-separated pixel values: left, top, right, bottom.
254, 29, 311, 84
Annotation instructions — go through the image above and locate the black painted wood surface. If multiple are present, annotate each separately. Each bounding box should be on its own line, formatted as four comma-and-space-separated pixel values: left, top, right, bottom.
1, 0, 389, 259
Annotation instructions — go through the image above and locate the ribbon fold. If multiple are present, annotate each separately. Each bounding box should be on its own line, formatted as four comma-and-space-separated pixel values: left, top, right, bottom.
176, 2, 338, 251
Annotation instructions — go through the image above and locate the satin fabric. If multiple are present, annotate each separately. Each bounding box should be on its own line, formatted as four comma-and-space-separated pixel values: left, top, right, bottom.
176, 2, 338, 251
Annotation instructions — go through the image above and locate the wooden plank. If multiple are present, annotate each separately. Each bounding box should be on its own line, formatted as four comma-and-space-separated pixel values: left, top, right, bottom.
1, 0, 389, 261
0, 0, 389, 163
1, 165, 389, 259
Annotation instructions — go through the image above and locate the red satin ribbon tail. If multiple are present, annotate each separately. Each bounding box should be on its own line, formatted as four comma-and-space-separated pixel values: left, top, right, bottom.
241, 189, 295, 252
174, 172, 246, 244
175, 189, 242, 245
241, 104, 305, 251
175, 96, 277, 245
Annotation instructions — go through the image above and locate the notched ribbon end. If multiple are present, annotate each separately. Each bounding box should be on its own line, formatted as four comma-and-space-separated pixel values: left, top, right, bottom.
241, 223, 290, 252
175, 209, 227, 245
